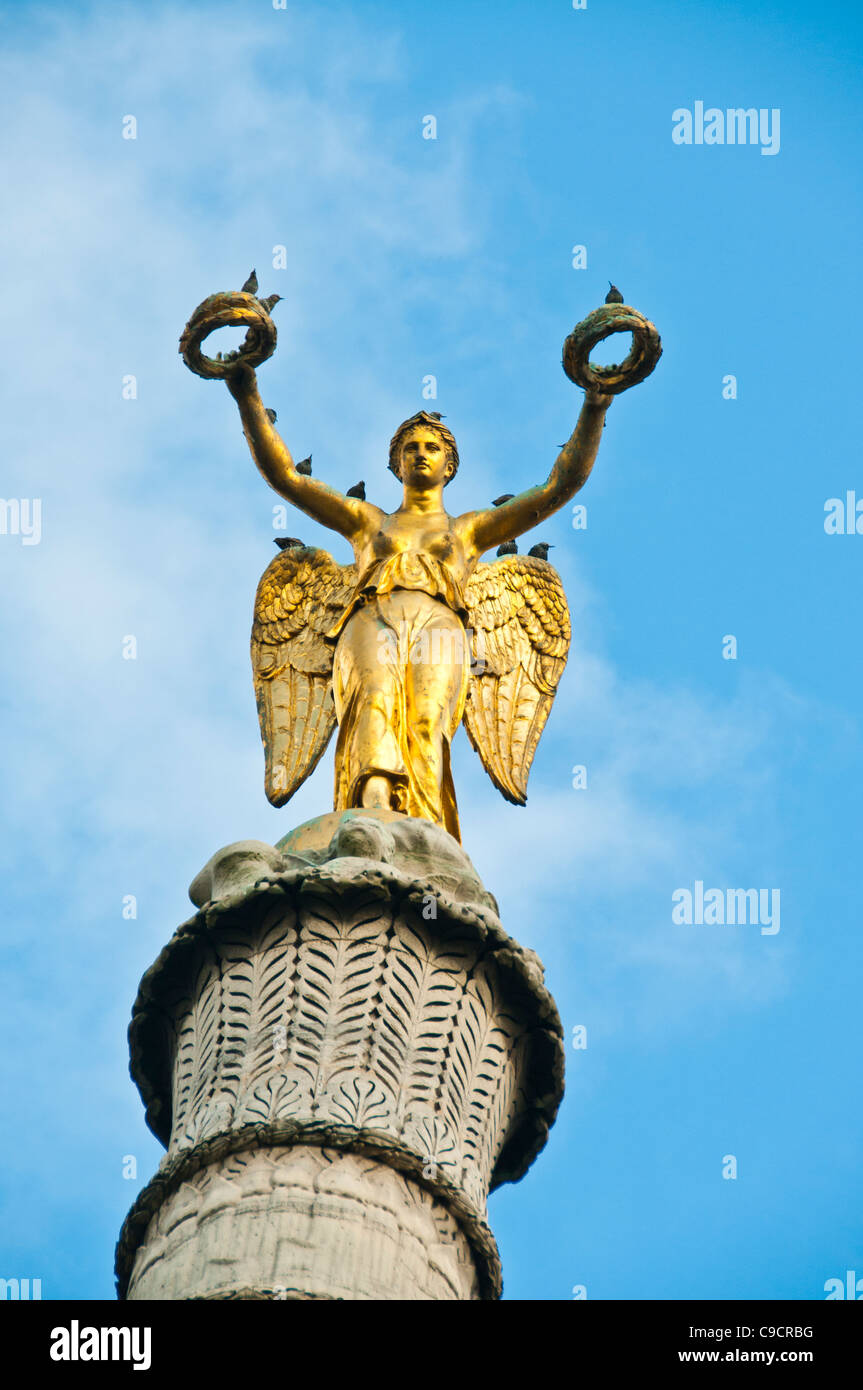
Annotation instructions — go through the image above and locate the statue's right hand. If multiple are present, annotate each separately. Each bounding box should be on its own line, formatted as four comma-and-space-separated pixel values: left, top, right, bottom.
225, 360, 257, 401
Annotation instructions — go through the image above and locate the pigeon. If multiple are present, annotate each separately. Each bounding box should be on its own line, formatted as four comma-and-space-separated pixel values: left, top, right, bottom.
346, 481, 366, 499
492, 493, 514, 507
528, 542, 553, 560
295, 455, 313, 476
265, 408, 277, 424
274, 537, 305, 550
605, 282, 624, 304
241, 270, 258, 295
259, 294, 281, 313
496, 540, 518, 557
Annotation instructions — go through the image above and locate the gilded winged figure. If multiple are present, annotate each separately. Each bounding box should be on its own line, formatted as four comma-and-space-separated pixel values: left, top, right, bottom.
227, 369, 605, 843
180, 284, 660, 842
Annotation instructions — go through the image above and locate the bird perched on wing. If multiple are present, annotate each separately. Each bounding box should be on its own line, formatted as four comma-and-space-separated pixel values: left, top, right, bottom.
605, 282, 624, 304
259, 294, 281, 313
295, 455, 313, 475
346, 481, 366, 500
241, 269, 258, 295
274, 537, 305, 550
528, 542, 553, 560
492, 493, 514, 507
265, 407, 277, 424
497, 540, 518, 557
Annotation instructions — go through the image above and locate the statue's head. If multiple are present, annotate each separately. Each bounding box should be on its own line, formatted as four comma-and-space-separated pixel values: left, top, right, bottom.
388, 412, 459, 488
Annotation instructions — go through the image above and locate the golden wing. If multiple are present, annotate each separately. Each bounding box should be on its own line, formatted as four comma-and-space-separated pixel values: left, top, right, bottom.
251, 545, 357, 806
463, 555, 571, 805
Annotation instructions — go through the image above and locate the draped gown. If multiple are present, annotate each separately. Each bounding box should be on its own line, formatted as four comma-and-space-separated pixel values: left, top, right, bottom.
326, 548, 472, 842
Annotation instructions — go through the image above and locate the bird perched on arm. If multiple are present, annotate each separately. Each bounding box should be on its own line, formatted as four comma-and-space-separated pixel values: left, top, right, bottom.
492, 493, 514, 507
241, 269, 258, 295
295, 455, 313, 476
265, 407, 277, 424
346, 481, 366, 500
528, 542, 553, 560
605, 282, 624, 304
497, 540, 518, 557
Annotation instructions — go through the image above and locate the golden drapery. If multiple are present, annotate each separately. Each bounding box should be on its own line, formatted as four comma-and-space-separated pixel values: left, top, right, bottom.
330, 573, 471, 841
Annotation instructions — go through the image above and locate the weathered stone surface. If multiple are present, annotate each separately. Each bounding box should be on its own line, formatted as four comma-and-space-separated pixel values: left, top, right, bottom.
118, 811, 565, 1300
126, 1147, 480, 1301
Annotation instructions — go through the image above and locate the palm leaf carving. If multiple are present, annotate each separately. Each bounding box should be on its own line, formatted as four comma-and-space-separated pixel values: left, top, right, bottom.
171, 951, 220, 1150
216, 905, 298, 1119
440, 973, 518, 1179
370, 916, 478, 1122
292, 887, 386, 1102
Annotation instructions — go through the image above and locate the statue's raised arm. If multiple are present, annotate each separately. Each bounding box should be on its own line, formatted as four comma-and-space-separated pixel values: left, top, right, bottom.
226, 361, 376, 542
461, 388, 611, 557
460, 300, 662, 558
178, 279, 378, 543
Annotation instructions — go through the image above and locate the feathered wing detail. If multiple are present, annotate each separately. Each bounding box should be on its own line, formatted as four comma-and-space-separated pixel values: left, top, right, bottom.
463, 555, 571, 805
251, 546, 357, 806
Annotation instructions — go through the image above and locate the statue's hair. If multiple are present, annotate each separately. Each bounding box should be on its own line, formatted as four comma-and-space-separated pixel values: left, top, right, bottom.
388, 412, 459, 484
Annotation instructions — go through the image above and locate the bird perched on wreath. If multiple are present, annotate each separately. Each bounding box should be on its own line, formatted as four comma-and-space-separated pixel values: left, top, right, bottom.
528, 542, 553, 560
497, 540, 518, 556
605, 282, 624, 304
241, 270, 258, 295
274, 537, 306, 550
259, 294, 281, 313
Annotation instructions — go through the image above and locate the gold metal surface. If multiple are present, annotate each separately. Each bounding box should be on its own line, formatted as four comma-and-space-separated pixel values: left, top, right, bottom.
182, 286, 660, 840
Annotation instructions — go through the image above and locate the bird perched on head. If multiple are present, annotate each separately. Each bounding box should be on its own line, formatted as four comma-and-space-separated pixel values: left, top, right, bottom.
492, 493, 514, 507
346, 481, 366, 500
528, 542, 553, 560
295, 455, 313, 476
605, 282, 624, 304
427, 411, 446, 420
259, 294, 282, 313
241, 269, 258, 295
274, 537, 305, 550
265, 407, 277, 424
496, 540, 518, 557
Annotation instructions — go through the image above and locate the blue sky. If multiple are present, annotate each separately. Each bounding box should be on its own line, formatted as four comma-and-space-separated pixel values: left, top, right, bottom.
0, 0, 860, 1300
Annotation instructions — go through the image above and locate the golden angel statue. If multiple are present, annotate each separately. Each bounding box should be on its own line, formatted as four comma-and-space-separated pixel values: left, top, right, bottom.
180, 281, 660, 842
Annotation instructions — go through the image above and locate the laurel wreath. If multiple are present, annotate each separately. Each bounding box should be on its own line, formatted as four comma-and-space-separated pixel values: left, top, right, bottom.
563, 303, 662, 394
179, 291, 278, 380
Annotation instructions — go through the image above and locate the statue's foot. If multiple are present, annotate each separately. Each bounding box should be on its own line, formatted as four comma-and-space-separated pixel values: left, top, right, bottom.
359, 774, 395, 810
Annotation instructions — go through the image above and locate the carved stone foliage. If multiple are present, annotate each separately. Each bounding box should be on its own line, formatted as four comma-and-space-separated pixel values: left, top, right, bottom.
121, 818, 565, 1300
153, 879, 541, 1205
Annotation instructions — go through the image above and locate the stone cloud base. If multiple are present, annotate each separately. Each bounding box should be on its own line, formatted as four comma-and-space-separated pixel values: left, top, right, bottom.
117, 809, 565, 1301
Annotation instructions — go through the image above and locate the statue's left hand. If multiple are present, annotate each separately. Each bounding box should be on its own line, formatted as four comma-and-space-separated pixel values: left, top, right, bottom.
225, 360, 257, 402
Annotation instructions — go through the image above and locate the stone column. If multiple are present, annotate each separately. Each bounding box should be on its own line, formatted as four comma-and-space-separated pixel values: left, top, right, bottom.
116, 810, 564, 1301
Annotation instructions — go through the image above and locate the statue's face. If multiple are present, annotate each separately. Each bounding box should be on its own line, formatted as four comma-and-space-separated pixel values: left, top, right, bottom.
398, 427, 452, 489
